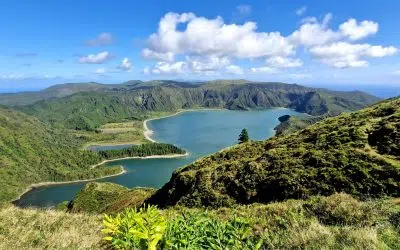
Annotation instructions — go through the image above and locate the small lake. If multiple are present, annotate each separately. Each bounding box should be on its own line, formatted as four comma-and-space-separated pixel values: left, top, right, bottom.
16, 109, 302, 208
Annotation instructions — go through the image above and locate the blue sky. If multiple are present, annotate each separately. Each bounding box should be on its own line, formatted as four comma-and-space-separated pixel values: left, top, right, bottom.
1, 0, 400, 91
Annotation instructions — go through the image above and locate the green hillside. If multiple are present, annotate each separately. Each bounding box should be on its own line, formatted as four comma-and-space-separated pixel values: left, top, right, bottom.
148, 97, 400, 208
18, 81, 379, 131
274, 114, 328, 135
1, 194, 399, 249
0, 107, 123, 202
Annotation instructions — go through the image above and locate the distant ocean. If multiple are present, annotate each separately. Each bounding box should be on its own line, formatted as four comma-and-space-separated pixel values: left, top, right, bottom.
1, 83, 399, 99
303, 84, 400, 99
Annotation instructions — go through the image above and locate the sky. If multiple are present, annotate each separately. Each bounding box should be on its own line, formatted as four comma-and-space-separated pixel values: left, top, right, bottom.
1, 0, 400, 92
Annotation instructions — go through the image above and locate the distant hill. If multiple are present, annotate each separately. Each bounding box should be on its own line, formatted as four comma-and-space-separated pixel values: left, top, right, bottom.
0, 107, 121, 202
0, 80, 197, 106
14, 81, 380, 131
148, 97, 400, 208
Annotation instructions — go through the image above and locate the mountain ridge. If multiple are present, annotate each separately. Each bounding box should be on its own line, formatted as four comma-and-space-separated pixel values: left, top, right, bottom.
11, 81, 380, 131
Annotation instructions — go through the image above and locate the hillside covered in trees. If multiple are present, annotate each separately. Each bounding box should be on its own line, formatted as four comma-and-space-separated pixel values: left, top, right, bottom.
0, 107, 122, 202
148, 97, 400, 208
10, 81, 379, 131
0, 106, 186, 202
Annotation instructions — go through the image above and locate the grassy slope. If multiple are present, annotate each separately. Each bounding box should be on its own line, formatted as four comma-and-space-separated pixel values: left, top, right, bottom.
67, 182, 155, 214
0, 107, 122, 202
1, 193, 399, 249
148, 97, 400, 208
18, 82, 380, 131
274, 114, 328, 135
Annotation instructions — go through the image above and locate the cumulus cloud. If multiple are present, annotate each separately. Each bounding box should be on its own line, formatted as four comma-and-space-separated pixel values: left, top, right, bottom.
145, 61, 186, 75
143, 12, 294, 60
86, 32, 114, 46
339, 19, 378, 41
310, 42, 397, 68
117, 58, 133, 72
266, 56, 303, 68
79, 51, 112, 64
289, 13, 340, 47
225, 65, 244, 75
141, 48, 175, 62
296, 6, 307, 16
144, 55, 244, 75
142, 12, 397, 72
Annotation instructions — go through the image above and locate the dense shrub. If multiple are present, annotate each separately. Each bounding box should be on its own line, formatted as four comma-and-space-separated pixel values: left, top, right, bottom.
97, 143, 186, 159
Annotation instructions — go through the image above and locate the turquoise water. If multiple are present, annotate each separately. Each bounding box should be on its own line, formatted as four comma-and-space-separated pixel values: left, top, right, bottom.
16, 109, 302, 208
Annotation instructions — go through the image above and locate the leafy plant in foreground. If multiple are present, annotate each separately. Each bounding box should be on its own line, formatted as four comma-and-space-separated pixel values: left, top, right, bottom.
160, 212, 263, 250
102, 205, 166, 250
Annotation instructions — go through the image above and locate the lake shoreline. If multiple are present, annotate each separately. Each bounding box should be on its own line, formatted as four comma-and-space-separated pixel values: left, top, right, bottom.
13, 167, 127, 204
143, 108, 225, 142
14, 152, 189, 205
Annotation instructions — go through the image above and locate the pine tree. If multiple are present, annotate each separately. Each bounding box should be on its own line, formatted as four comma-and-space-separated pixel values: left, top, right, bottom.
238, 128, 249, 144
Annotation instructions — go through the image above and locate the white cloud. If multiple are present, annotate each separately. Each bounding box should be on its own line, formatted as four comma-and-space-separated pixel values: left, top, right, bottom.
142, 12, 397, 73
296, 6, 307, 16
187, 56, 231, 73
146, 61, 187, 75
310, 42, 398, 68
289, 13, 340, 47
117, 58, 133, 72
266, 56, 303, 68
225, 65, 244, 75
141, 48, 175, 62
339, 19, 378, 41
86, 32, 114, 46
143, 12, 294, 60
144, 55, 234, 75
249, 66, 278, 74
236, 4, 252, 15
79, 51, 112, 64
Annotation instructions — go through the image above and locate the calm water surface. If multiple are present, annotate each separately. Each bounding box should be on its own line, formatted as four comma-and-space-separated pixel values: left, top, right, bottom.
16, 109, 302, 207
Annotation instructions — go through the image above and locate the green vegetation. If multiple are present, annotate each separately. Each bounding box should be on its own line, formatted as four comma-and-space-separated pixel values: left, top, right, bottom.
97, 143, 186, 159
16, 81, 379, 131
67, 182, 155, 214
1, 193, 399, 249
0, 107, 122, 202
274, 114, 328, 135
103, 205, 167, 250
238, 128, 249, 143
148, 97, 400, 208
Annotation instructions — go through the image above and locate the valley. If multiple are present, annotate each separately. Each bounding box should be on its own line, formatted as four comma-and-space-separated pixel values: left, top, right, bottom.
0, 80, 398, 249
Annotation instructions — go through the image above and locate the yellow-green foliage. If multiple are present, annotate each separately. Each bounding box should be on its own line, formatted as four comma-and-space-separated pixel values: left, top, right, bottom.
102, 205, 166, 250
99, 194, 400, 250
1, 194, 399, 249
